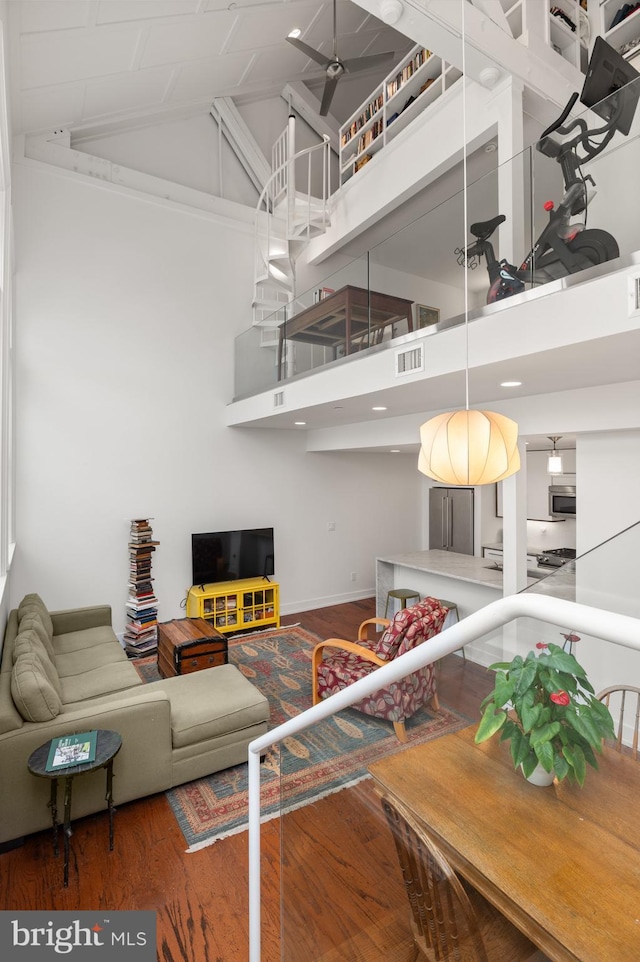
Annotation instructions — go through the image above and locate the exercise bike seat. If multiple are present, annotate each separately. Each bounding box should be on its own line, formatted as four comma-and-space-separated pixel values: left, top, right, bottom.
470, 214, 506, 241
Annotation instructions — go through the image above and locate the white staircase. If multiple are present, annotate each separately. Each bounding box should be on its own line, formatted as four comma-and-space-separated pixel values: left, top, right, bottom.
253, 118, 332, 362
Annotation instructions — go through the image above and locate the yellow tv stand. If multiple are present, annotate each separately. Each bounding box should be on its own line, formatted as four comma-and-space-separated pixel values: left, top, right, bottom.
186, 578, 280, 634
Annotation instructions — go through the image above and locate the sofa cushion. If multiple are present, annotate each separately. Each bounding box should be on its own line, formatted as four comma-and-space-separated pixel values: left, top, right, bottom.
54, 643, 128, 678
18, 594, 54, 640
0, 670, 23, 733
11, 652, 63, 722
53, 626, 122, 655
144, 664, 270, 749
17, 612, 55, 661
60, 662, 142, 703
12, 629, 63, 700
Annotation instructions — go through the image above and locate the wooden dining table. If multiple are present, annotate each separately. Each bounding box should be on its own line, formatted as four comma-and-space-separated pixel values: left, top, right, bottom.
368, 725, 640, 962
277, 285, 413, 380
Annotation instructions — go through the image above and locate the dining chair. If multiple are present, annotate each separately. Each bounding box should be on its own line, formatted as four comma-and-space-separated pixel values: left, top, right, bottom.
380, 792, 549, 962
597, 685, 640, 760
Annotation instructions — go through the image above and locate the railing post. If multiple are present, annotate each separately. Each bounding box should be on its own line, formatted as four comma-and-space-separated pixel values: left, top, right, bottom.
248, 747, 262, 962
287, 112, 296, 237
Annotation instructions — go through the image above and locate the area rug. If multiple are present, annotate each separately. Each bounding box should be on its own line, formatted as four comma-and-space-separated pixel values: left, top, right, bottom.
134, 625, 469, 852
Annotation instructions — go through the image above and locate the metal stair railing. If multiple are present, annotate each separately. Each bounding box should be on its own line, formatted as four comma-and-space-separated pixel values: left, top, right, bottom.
254, 135, 332, 323
247, 591, 640, 961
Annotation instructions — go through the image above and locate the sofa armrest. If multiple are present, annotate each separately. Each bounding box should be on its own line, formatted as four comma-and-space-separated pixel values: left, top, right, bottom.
50, 605, 112, 635
0, 690, 173, 845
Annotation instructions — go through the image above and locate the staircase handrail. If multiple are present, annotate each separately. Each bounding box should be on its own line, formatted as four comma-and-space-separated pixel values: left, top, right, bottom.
254, 136, 331, 309
247, 591, 640, 960
255, 134, 332, 222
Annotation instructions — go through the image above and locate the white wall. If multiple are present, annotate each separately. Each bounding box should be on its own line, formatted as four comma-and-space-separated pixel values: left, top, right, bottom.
577, 430, 640, 553
11, 159, 421, 631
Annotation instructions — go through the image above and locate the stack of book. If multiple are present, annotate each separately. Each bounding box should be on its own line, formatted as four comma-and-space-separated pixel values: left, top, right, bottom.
124, 518, 160, 658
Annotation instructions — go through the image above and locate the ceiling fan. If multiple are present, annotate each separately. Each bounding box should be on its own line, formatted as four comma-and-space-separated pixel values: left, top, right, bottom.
286, 0, 395, 116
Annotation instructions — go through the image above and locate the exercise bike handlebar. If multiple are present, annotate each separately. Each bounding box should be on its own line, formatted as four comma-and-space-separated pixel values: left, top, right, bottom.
537, 91, 624, 169
539, 92, 579, 140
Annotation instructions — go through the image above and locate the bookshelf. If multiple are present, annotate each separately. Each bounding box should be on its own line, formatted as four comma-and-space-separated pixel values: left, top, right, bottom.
124, 518, 160, 657
548, 1, 590, 72
339, 45, 463, 185
602, 0, 640, 64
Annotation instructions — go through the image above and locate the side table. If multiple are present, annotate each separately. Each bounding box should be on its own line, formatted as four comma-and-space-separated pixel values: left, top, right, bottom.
27, 729, 122, 887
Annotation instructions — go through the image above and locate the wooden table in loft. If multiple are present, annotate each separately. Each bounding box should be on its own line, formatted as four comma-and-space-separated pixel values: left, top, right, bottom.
369, 725, 640, 962
277, 285, 414, 380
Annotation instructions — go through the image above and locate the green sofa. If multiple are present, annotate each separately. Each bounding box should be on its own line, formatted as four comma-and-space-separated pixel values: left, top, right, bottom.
0, 595, 270, 846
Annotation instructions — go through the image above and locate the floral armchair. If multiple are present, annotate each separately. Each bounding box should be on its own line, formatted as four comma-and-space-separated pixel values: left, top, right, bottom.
312, 597, 449, 742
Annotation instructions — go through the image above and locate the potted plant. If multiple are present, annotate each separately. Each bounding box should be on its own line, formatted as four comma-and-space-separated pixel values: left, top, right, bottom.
475, 641, 615, 786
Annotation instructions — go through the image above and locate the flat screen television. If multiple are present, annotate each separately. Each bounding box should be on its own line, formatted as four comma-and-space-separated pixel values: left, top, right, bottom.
580, 36, 640, 136
191, 528, 275, 586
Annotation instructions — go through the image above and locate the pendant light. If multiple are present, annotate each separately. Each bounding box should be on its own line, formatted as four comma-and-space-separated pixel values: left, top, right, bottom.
417, 1, 520, 487
547, 436, 563, 474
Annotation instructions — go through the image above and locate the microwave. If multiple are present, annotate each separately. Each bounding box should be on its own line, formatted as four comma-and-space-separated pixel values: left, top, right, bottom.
549, 484, 576, 518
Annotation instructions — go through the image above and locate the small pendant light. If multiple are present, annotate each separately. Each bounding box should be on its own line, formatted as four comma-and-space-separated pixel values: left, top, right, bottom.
547, 436, 563, 475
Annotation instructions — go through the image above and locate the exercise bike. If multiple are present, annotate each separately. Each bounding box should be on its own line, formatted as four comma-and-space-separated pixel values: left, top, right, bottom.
455, 54, 637, 304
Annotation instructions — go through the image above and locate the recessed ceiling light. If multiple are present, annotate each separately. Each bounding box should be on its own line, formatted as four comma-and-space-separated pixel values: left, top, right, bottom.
294, 421, 306, 426
390, 449, 400, 453
500, 380, 522, 387
372, 406, 387, 412
288, 28, 301, 39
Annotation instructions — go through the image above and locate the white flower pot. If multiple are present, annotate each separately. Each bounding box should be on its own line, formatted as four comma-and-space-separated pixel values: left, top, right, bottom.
523, 763, 555, 787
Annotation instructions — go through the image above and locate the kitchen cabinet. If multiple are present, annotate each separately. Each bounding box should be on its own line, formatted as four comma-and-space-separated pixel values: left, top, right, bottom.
482, 545, 546, 578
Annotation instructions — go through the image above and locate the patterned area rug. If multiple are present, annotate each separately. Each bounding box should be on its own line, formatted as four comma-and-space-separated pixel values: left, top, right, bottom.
134, 625, 468, 852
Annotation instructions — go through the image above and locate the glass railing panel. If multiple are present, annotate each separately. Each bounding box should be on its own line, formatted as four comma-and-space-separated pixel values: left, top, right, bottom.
272, 523, 640, 957
278, 704, 455, 960
279, 255, 373, 383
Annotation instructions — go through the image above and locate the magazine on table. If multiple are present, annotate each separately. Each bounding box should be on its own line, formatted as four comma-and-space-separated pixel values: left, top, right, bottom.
45, 731, 98, 771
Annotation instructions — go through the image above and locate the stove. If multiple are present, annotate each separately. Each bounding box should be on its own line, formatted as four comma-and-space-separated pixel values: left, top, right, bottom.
536, 547, 577, 569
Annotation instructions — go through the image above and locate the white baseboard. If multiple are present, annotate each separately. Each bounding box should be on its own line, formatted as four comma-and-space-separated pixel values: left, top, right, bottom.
279, 587, 374, 616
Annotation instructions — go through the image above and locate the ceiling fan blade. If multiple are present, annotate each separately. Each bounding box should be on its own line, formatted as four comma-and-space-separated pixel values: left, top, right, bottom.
286, 36, 328, 69
342, 51, 395, 73
320, 76, 340, 116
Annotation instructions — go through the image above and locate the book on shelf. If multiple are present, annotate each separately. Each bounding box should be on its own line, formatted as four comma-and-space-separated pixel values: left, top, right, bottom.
124, 621, 157, 635
386, 49, 431, 98
46, 731, 98, 771
125, 642, 157, 652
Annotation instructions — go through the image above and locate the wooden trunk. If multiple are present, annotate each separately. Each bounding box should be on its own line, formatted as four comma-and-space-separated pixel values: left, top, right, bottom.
157, 618, 228, 678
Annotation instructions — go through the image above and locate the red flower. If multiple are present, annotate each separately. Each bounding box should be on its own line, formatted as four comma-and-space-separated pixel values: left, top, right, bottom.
535, 642, 548, 650
550, 690, 571, 706
561, 632, 580, 644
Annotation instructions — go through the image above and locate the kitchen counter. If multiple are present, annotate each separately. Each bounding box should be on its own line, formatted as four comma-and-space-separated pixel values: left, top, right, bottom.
376, 550, 539, 667
377, 549, 519, 590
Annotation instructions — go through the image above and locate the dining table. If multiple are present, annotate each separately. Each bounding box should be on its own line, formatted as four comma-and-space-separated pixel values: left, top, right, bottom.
368, 724, 640, 961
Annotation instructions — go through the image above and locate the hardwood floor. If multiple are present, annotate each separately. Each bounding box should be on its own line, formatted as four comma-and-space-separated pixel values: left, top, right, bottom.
0, 599, 492, 961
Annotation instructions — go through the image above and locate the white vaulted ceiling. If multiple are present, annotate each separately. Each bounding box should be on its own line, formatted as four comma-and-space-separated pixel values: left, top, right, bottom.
9, 0, 413, 137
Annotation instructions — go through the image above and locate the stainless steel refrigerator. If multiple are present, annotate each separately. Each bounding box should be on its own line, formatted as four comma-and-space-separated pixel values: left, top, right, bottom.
429, 487, 474, 555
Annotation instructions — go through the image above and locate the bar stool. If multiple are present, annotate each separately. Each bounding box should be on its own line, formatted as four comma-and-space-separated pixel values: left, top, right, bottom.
437, 599, 466, 660
384, 588, 421, 618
